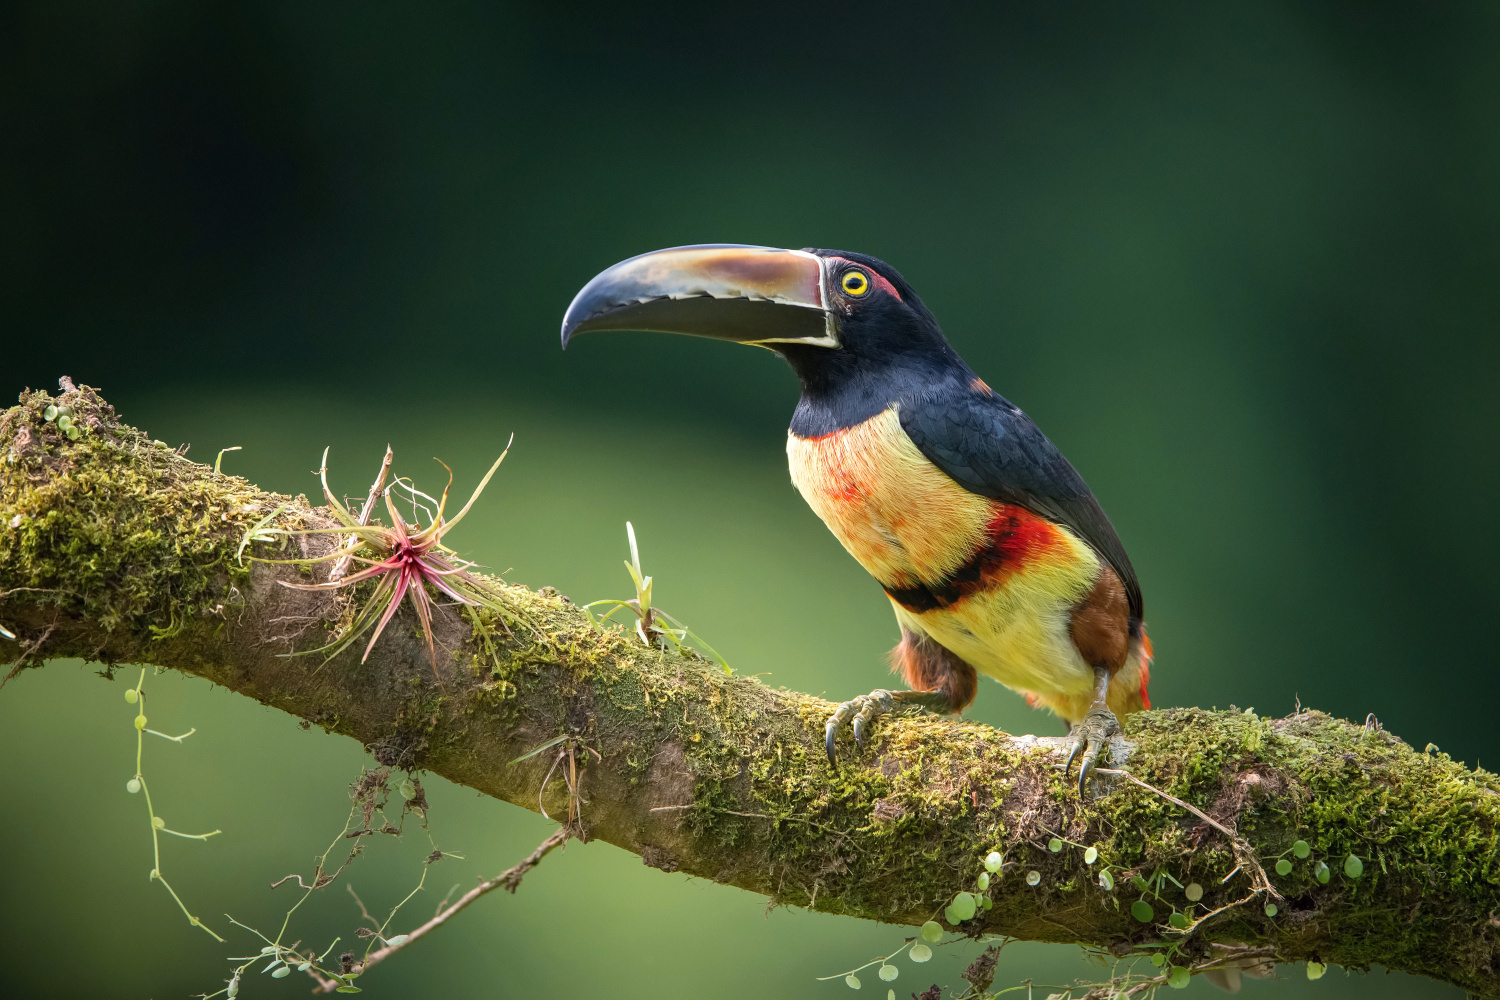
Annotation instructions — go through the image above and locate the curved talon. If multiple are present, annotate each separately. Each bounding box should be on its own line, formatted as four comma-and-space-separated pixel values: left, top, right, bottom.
1064, 735, 1084, 779
824, 688, 938, 765
1078, 737, 1106, 796
1065, 705, 1122, 796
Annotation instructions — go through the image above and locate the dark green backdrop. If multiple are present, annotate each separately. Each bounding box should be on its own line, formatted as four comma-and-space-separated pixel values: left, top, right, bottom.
4, 3, 1497, 998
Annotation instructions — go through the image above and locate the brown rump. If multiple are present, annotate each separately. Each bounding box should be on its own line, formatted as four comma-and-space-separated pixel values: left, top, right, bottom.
1069, 564, 1130, 673
891, 629, 978, 713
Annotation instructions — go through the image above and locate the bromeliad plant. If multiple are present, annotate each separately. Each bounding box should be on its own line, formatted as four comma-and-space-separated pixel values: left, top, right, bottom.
249, 441, 513, 684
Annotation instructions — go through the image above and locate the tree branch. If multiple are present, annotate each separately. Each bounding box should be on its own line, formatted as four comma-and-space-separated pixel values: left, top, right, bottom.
3, 383, 1498, 997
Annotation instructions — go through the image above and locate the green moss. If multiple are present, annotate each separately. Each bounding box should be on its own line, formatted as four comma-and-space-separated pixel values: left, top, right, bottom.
1, 386, 280, 655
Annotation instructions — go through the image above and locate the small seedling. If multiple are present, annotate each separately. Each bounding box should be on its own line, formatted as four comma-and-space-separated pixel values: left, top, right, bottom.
583, 522, 730, 673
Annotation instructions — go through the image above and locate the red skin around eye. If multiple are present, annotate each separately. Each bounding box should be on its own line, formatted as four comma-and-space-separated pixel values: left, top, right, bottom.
827, 256, 903, 301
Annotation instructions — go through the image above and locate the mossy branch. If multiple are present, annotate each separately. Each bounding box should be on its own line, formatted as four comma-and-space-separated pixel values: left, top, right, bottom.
3, 384, 1498, 997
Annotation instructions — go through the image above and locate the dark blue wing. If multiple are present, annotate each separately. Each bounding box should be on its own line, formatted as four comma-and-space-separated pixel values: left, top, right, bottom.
899, 389, 1142, 620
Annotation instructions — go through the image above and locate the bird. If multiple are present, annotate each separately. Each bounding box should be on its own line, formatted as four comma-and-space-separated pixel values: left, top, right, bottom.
560, 245, 1152, 791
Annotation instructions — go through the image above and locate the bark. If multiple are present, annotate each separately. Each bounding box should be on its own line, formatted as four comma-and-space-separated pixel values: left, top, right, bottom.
3, 383, 1498, 997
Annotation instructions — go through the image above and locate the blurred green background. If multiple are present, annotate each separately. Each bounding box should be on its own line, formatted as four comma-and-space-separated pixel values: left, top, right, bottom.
4, 2, 1498, 997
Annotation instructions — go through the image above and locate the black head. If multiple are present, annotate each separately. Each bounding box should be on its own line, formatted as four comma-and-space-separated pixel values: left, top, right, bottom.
778, 248, 964, 397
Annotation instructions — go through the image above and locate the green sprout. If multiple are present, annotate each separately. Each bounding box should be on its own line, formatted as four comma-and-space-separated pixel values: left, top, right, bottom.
583, 522, 730, 673
235, 503, 289, 564
214, 445, 242, 474
1127, 867, 1189, 926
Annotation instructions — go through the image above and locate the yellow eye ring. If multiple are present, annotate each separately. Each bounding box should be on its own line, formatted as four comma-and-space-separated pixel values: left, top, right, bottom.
841, 271, 870, 296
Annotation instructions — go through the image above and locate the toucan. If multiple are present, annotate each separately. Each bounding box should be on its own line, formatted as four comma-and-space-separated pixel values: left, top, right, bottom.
560, 245, 1152, 791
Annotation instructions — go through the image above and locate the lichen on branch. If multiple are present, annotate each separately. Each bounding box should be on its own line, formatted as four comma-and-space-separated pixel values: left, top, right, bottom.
2, 383, 1499, 998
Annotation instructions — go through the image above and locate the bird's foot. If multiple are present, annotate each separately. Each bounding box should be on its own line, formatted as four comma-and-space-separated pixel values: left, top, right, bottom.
825, 689, 951, 766
1064, 704, 1122, 795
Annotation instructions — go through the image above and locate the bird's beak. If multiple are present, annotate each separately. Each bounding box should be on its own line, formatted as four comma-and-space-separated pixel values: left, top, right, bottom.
560, 244, 837, 350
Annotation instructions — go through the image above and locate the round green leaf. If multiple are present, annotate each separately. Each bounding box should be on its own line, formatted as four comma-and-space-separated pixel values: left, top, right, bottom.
1307, 962, 1327, 980
1275, 859, 1293, 876
298, 962, 312, 972
1293, 840, 1311, 859
1130, 875, 1150, 892
1025, 870, 1041, 887
976, 872, 990, 890
979, 895, 992, 910
384, 934, 409, 947
920, 920, 943, 943
1098, 870, 1114, 891
984, 851, 1004, 873
910, 943, 933, 963
1083, 846, 1098, 865
943, 905, 961, 925
1264, 903, 1279, 917
124, 689, 138, 704
1150, 954, 1165, 967
878, 964, 898, 982
1184, 882, 1203, 901
845, 974, 862, 990
1168, 912, 1189, 929
1314, 860, 1331, 884
1048, 838, 1063, 853
126, 778, 141, 794
950, 892, 977, 922
1167, 966, 1191, 989
1343, 854, 1364, 878
1130, 899, 1154, 923
272, 967, 291, 979
43, 405, 57, 422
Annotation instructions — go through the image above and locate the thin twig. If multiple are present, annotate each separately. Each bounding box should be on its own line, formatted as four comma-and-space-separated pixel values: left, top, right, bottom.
1174, 890, 1261, 935
314, 827, 570, 992
1094, 768, 1238, 839
1095, 768, 1279, 900
329, 445, 393, 583
1, 620, 55, 691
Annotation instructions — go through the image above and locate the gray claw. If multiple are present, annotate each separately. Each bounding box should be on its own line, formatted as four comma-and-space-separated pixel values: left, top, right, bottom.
1064, 735, 1083, 776
824, 689, 901, 765
1078, 738, 1105, 796
1065, 705, 1121, 795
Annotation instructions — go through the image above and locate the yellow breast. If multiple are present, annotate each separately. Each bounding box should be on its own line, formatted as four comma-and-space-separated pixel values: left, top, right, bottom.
786, 408, 993, 588
787, 405, 1105, 703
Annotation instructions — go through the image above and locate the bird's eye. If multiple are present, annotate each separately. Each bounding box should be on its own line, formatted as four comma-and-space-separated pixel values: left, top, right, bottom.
841, 271, 870, 296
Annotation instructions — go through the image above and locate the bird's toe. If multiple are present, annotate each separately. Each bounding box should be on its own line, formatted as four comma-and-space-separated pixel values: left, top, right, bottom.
1066, 706, 1122, 795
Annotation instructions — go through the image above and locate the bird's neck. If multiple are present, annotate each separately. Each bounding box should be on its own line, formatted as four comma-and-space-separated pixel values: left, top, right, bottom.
780, 345, 973, 439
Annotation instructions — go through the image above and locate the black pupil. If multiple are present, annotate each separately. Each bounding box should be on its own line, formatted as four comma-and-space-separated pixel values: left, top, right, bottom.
848, 274, 863, 289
